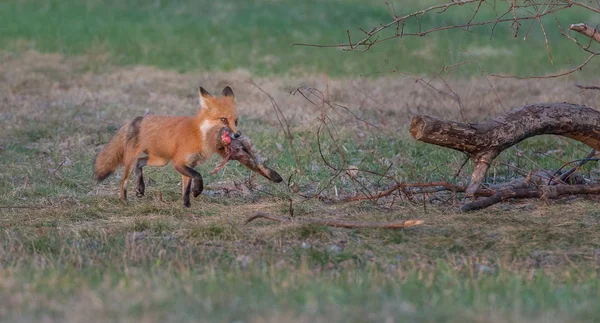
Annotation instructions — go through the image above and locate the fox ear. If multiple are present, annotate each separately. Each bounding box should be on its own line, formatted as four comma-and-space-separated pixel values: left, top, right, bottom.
221, 86, 235, 100
198, 87, 213, 108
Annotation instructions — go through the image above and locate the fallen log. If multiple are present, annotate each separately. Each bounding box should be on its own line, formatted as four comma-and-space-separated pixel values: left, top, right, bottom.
245, 212, 423, 229
460, 184, 600, 212
410, 103, 600, 196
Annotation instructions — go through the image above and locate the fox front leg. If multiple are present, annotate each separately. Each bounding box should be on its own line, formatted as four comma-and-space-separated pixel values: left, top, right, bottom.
174, 164, 203, 207
191, 176, 203, 198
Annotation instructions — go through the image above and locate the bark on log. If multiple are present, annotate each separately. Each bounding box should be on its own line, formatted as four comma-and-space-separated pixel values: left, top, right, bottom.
410, 103, 600, 196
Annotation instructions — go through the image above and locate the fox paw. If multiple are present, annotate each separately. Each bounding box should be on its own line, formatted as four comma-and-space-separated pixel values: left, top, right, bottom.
192, 178, 203, 197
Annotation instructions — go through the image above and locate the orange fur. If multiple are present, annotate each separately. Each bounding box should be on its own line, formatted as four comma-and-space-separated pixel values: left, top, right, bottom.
93, 86, 240, 207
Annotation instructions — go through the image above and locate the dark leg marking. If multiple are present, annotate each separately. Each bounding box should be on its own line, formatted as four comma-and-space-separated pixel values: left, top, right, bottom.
135, 157, 148, 197
175, 165, 202, 208
183, 179, 192, 208
191, 176, 203, 197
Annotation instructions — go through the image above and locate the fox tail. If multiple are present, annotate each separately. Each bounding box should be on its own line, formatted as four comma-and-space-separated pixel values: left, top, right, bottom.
93, 124, 128, 182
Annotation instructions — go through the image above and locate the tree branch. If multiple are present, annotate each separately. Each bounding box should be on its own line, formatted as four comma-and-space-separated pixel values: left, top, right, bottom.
245, 212, 424, 229
575, 84, 600, 91
460, 184, 600, 212
565, 1, 600, 15
410, 103, 600, 195
569, 23, 600, 43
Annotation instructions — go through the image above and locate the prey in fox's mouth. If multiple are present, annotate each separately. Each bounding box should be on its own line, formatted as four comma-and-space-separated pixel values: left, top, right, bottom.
211, 127, 283, 183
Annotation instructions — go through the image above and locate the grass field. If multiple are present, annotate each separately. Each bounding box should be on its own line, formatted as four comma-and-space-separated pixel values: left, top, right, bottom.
0, 0, 597, 77
2, 0, 600, 322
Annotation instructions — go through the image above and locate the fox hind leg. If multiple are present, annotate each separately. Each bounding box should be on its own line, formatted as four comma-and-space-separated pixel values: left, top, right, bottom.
135, 157, 148, 197
119, 154, 137, 205
135, 154, 168, 198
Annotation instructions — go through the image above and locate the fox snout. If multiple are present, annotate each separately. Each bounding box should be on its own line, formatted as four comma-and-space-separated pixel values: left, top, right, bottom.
220, 127, 240, 140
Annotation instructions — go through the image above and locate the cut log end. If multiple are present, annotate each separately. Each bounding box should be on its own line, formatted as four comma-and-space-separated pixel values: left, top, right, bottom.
410, 116, 426, 140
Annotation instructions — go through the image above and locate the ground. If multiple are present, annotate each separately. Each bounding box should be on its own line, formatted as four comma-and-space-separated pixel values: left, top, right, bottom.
1, 0, 600, 322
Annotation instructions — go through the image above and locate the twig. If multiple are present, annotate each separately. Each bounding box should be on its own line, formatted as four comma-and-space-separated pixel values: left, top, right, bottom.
343, 181, 496, 202
0, 205, 45, 209
294, 86, 386, 135
537, 12, 553, 64
566, 1, 600, 15
548, 150, 598, 185
492, 53, 597, 79
250, 82, 302, 172
575, 84, 600, 91
245, 212, 424, 229
465, 0, 485, 31
293, 1, 596, 79
293, 1, 568, 50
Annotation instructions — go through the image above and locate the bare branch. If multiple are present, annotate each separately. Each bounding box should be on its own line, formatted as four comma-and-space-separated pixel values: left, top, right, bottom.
245, 212, 424, 229
343, 181, 496, 202
537, 13, 553, 63
569, 23, 600, 43
250, 82, 302, 172
565, 0, 600, 14
460, 184, 600, 212
491, 53, 597, 79
575, 84, 600, 91
293, 1, 569, 50
549, 149, 598, 185
295, 1, 599, 79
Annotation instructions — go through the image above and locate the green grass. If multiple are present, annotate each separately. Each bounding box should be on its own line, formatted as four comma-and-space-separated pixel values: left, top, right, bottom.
0, 0, 596, 77
1, 2, 600, 320
2, 60, 600, 320
1, 255, 600, 322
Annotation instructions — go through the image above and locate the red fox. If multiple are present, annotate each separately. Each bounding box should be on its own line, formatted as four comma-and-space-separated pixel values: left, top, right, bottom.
93, 86, 281, 207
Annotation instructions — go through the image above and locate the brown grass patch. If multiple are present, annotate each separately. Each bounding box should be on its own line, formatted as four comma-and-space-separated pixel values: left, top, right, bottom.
2, 50, 599, 137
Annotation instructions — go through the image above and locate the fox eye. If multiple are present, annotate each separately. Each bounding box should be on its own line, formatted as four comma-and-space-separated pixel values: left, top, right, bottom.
235, 119, 238, 126
220, 118, 228, 124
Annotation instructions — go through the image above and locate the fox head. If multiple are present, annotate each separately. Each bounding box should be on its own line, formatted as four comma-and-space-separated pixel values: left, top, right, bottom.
197, 86, 240, 138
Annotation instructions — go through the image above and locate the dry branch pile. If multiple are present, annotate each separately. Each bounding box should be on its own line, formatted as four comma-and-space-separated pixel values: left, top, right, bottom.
409, 102, 600, 211
325, 103, 600, 213
410, 103, 600, 196
285, 1, 600, 218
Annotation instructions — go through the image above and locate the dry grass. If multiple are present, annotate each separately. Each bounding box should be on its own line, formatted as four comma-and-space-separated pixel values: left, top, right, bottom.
1, 51, 600, 321
2, 50, 599, 131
